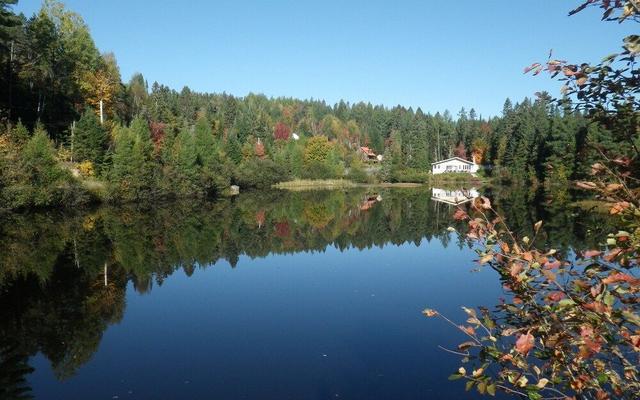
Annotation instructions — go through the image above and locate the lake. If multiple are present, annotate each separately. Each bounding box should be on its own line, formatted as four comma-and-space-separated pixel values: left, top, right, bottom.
0, 187, 612, 399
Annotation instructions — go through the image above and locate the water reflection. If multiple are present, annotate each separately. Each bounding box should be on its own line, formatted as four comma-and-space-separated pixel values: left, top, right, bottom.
431, 187, 480, 205
0, 187, 615, 398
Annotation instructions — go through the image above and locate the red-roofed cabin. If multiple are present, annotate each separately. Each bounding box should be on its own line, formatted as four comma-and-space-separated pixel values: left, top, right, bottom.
359, 146, 378, 161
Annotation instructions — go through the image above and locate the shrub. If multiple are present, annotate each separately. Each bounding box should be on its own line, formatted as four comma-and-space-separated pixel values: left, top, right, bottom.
300, 160, 339, 180
391, 168, 430, 183
78, 160, 95, 177
235, 158, 290, 189
347, 165, 370, 183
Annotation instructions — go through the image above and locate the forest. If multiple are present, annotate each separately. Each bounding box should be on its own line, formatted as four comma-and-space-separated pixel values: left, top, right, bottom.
1, 0, 640, 399
0, 0, 615, 210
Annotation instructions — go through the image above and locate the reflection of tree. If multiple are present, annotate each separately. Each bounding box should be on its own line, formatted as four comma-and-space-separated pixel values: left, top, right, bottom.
0, 260, 127, 381
303, 203, 333, 229
0, 187, 618, 385
489, 185, 615, 253
0, 340, 34, 400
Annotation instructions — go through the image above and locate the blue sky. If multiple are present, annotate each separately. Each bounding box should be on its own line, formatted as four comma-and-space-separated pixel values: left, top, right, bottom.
14, 0, 635, 117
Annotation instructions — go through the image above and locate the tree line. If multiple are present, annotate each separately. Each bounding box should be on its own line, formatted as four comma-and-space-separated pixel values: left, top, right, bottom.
0, 0, 612, 209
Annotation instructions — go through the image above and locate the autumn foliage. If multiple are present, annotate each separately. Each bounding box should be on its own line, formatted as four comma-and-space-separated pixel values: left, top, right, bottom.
426, 195, 640, 399
274, 122, 291, 141
425, 3, 640, 398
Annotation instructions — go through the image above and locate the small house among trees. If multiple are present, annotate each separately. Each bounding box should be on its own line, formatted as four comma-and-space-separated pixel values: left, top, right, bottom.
431, 157, 479, 175
359, 146, 378, 162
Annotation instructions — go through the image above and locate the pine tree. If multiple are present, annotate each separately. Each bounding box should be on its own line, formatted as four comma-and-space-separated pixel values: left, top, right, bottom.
73, 108, 108, 167
9, 120, 29, 145
110, 118, 156, 201
194, 116, 229, 196
224, 134, 242, 164
19, 124, 69, 207
544, 107, 578, 185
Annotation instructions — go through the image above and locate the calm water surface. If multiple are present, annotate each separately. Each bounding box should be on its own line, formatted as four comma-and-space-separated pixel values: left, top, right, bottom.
0, 188, 611, 399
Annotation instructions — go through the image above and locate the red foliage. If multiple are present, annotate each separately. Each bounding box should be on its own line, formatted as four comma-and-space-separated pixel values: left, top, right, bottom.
546, 291, 565, 302
275, 221, 290, 238
454, 142, 467, 159
274, 122, 291, 141
602, 272, 640, 286
150, 121, 166, 151
255, 210, 265, 227
544, 258, 562, 269
610, 201, 630, 215
583, 250, 602, 258
453, 209, 468, 221
515, 332, 535, 355
580, 325, 603, 357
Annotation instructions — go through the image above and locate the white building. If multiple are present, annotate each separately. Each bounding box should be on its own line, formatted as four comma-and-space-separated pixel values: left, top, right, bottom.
431, 157, 479, 175
431, 188, 480, 205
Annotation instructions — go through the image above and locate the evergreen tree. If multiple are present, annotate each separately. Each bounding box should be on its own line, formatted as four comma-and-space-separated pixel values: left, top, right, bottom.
73, 109, 108, 167
110, 118, 156, 202
544, 106, 578, 185
9, 120, 29, 145
19, 124, 70, 207
224, 134, 242, 164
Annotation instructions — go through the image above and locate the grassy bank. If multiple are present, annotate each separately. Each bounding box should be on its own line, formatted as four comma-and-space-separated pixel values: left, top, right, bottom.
273, 179, 358, 191
273, 173, 489, 192
428, 173, 489, 186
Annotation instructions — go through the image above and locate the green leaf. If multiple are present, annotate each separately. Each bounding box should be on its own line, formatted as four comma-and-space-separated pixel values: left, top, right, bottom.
465, 380, 475, 391
558, 298, 576, 308
527, 392, 542, 400
487, 383, 496, 396
597, 373, 609, 384
448, 374, 463, 381
604, 292, 615, 306
622, 311, 640, 327
484, 317, 496, 329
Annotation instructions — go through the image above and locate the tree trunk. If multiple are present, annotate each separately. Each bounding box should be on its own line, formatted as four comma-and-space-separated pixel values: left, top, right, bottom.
99, 99, 104, 125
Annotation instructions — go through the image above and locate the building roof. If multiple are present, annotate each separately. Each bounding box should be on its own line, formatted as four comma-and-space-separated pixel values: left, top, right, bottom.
360, 146, 376, 157
431, 156, 475, 165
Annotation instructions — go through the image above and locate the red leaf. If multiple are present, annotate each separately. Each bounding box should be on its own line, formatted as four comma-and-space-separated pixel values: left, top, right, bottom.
576, 181, 598, 190
583, 250, 602, 258
544, 259, 561, 269
422, 309, 438, 317
515, 332, 535, 355
453, 209, 468, 221
604, 248, 623, 262
583, 302, 611, 314
461, 325, 476, 335
509, 263, 523, 278
630, 335, 640, 350
602, 272, 640, 286
613, 157, 631, 167
580, 325, 603, 356
610, 202, 630, 215
546, 291, 565, 302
